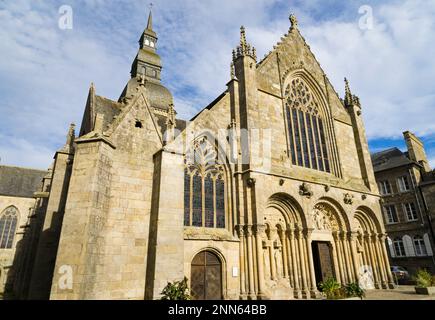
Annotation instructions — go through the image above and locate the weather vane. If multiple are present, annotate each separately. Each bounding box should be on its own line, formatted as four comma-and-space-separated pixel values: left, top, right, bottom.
149, 2, 153, 10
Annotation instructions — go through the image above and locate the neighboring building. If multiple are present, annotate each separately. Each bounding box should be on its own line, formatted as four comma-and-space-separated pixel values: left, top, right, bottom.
0, 165, 47, 295
9, 11, 395, 300
372, 132, 435, 276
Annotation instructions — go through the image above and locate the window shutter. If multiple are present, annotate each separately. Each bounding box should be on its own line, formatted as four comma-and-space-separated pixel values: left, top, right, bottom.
423, 233, 433, 256
387, 237, 395, 258
402, 235, 415, 257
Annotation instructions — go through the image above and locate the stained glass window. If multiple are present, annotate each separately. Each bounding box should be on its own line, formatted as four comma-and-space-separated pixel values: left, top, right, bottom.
184, 169, 191, 226
204, 174, 214, 228
216, 178, 225, 228
318, 119, 330, 173
299, 109, 309, 167
184, 138, 226, 229
292, 109, 302, 166
285, 77, 331, 173
286, 107, 296, 165
0, 206, 18, 249
192, 173, 202, 227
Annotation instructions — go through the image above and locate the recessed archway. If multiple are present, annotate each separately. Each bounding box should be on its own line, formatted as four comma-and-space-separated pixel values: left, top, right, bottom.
190, 250, 223, 300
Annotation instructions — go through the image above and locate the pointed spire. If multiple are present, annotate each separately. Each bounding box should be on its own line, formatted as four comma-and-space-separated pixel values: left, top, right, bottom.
233, 26, 257, 62
140, 6, 157, 49
146, 8, 153, 31
344, 77, 361, 108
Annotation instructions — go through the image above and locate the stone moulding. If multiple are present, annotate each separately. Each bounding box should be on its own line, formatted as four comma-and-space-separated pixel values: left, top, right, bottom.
183, 227, 236, 242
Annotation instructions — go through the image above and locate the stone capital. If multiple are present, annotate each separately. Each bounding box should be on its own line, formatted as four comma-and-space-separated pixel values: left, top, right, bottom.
244, 225, 253, 236
235, 225, 245, 237
253, 224, 266, 235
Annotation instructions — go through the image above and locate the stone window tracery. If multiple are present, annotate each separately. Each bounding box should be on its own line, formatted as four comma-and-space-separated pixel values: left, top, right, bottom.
285, 78, 330, 173
184, 137, 226, 229
0, 206, 18, 249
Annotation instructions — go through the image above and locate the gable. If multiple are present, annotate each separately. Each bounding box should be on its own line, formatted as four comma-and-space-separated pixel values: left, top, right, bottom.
256, 28, 351, 125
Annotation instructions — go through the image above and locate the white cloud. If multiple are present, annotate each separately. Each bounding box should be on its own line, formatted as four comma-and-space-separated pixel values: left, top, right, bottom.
0, 0, 434, 169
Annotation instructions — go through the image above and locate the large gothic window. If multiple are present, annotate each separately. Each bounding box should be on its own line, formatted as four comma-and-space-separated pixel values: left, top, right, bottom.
0, 206, 18, 249
285, 78, 330, 173
184, 137, 226, 229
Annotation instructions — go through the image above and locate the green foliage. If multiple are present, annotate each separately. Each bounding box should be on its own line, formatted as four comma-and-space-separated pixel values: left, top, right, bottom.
319, 277, 342, 300
344, 282, 365, 299
160, 277, 191, 300
414, 269, 435, 288
319, 278, 365, 300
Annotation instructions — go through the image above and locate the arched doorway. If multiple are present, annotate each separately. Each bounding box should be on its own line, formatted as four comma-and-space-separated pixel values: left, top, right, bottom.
191, 251, 222, 300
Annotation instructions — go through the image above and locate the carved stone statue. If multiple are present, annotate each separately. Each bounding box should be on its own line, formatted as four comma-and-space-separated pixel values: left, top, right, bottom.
299, 183, 313, 198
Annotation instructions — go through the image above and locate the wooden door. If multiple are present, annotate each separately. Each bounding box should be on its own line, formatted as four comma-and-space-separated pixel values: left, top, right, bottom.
191, 251, 222, 300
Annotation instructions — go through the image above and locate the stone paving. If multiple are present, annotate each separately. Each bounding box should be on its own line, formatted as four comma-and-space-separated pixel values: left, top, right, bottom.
364, 286, 435, 300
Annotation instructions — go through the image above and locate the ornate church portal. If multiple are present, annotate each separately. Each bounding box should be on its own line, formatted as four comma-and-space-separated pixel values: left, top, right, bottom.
252, 194, 394, 299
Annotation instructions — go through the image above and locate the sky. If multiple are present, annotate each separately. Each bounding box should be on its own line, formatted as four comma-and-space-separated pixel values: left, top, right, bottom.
0, 0, 434, 170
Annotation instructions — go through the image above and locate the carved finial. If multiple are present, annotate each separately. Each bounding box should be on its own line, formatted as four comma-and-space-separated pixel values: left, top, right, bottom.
66, 123, 76, 146
344, 77, 361, 108
167, 103, 176, 126
233, 26, 257, 62
289, 14, 298, 29
240, 26, 247, 47
230, 62, 235, 79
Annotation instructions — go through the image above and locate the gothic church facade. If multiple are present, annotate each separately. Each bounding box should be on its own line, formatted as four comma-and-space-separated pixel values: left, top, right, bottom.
10, 12, 395, 300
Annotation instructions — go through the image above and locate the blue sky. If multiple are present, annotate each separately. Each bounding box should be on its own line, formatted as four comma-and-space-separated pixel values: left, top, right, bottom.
0, 0, 434, 169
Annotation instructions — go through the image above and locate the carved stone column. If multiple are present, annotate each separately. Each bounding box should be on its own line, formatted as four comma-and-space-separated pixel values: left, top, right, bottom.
304, 229, 318, 297
370, 234, 383, 288
244, 225, 256, 299
340, 232, 353, 283
334, 232, 346, 284
373, 234, 387, 288
280, 230, 289, 279
379, 234, 395, 288
349, 232, 360, 281
364, 234, 379, 288
254, 224, 266, 299
287, 229, 301, 298
331, 232, 342, 284
296, 228, 309, 298
285, 232, 294, 287
236, 225, 247, 299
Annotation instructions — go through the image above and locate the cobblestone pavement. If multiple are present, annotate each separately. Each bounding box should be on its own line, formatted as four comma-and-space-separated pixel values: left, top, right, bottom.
364, 286, 435, 300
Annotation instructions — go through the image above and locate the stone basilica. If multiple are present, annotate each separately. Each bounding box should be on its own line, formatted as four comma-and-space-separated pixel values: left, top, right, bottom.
1, 11, 395, 300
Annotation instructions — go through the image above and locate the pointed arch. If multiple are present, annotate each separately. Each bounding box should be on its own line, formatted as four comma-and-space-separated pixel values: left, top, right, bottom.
0, 206, 19, 249
283, 69, 341, 177
184, 133, 232, 230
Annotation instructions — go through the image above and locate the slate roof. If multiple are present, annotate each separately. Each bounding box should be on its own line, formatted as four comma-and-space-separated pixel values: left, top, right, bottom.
154, 113, 186, 139
0, 165, 47, 198
94, 95, 123, 129
371, 147, 414, 172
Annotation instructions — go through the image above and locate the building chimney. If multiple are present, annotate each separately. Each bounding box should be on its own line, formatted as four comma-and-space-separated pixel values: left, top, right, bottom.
403, 131, 431, 172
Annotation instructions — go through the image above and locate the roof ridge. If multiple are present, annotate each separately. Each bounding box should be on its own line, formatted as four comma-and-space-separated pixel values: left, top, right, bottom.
0, 165, 48, 172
